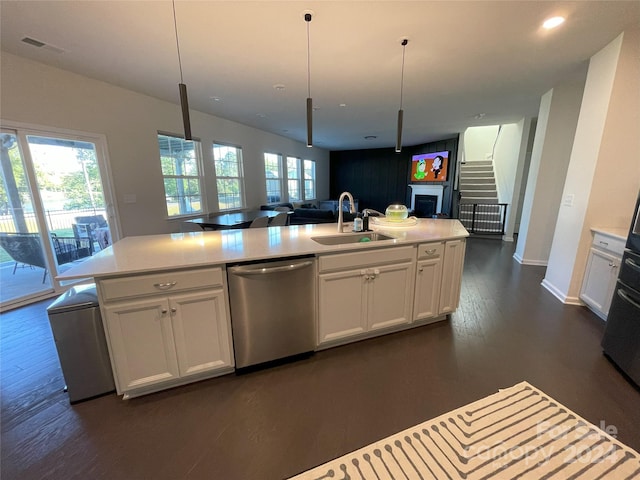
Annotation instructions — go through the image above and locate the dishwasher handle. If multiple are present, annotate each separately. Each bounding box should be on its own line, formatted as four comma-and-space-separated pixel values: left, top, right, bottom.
229, 260, 314, 276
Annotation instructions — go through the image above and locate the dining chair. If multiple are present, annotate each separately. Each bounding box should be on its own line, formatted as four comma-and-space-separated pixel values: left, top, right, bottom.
269, 212, 289, 227
249, 216, 270, 228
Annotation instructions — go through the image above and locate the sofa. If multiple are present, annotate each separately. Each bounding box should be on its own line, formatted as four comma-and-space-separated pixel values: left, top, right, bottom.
260, 203, 357, 225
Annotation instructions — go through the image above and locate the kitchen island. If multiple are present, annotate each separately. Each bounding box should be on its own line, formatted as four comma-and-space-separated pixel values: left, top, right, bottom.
58, 219, 469, 399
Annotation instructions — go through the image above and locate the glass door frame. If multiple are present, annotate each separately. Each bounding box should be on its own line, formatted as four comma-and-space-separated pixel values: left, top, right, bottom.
0, 119, 120, 311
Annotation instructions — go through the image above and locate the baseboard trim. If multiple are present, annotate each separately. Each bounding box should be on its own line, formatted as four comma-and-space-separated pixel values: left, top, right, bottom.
541, 278, 582, 305
513, 252, 548, 266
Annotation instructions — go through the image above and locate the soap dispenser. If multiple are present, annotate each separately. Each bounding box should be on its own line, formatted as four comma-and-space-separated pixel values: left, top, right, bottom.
362, 210, 370, 232
353, 213, 363, 232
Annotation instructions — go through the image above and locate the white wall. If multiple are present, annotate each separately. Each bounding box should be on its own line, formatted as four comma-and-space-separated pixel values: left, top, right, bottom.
0, 52, 330, 237
543, 30, 640, 303
497, 118, 533, 242
494, 122, 526, 205
464, 126, 500, 161
514, 68, 587, 266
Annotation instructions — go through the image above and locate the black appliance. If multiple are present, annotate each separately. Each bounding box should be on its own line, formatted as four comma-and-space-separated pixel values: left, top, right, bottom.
601, 191, 640, 386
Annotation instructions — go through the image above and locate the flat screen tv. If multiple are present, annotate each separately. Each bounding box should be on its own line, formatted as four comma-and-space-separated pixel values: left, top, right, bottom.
410, 151, 449, 182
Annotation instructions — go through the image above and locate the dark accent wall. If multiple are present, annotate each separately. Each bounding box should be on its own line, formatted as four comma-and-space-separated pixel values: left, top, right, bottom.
329, 136, 460, 216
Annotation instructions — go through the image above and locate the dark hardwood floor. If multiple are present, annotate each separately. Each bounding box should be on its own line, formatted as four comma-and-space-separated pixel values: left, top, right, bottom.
1, 238, 639, 480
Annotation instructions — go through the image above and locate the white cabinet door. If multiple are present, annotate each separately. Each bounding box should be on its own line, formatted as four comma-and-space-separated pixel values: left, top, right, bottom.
414, 256, 443, 322
104, 298, 180, 392
171, 289, 234, 377
439, 239, 466, 314
580, 247, 620, 319
368, 262, 414, 331
318, 269, 367, 344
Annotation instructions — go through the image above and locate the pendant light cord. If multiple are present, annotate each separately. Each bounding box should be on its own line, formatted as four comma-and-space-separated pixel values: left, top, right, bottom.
306, 15, 311, 98
399, 39, 408, 110
172, 0, 184, 84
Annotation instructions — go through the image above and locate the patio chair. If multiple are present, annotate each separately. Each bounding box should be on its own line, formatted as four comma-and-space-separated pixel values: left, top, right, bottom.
0, 232, 92, 283
73, 214, 110, 253
0, 232, 48, 282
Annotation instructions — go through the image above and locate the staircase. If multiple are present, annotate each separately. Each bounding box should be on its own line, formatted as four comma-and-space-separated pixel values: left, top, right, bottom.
458, 160, 506, 235
459, 160, 498, 204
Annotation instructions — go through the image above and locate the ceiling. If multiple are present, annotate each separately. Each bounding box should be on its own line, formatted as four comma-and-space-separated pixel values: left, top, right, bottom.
1, 1, 639, 151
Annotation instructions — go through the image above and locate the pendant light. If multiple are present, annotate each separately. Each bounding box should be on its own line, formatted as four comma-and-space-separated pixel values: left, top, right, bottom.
396, 38, 408, 153
305, 12, 313, 147
172, 0, 192, 140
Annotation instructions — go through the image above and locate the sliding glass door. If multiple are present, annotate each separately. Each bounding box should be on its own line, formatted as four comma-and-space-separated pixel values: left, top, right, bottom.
0, 131, 54, 301
0, 125, 117, 311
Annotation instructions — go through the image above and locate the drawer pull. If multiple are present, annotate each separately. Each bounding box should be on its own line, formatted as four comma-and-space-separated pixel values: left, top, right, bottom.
154, 281, 177, 290
425, 249, 437, 255
599, 241, 609, 246
161, 308, 168, 314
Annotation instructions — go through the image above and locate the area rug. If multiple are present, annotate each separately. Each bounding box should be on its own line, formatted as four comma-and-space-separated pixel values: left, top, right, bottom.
289, 382, 640, 479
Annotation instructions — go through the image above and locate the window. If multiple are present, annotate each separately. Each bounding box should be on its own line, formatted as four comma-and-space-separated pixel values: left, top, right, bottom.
304, 159, 316, 200
264, 153, 282, 203
286, 157, 302, 203
213, 143, 245, 210
158, 134, 203, 217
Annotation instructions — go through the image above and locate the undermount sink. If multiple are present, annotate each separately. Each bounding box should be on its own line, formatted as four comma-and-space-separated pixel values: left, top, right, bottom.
311, 232, 395, 245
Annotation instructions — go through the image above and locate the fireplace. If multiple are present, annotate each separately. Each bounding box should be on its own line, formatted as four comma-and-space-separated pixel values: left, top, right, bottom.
409, 184, 443, 217
414, 195, 438, 218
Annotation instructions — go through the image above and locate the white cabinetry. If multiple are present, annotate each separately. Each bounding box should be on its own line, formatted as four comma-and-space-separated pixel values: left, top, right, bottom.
439, 239, 466, 314
413, 242, 444, 322
580, 231, 625, 320
317, 246, 415, 347
98, 267, 234, 398
413, 238, 466, 323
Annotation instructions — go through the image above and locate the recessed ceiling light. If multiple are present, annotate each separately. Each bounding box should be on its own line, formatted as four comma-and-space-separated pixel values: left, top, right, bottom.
339, 103, 347, 108
543, 16, 565, 29
210, 96, 221, 102
273, 84, 286, 91
473, 113, 486, 119
256, 113, 266, 118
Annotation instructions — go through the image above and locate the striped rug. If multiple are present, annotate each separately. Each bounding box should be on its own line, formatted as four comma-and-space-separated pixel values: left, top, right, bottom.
289, 382, 640, 479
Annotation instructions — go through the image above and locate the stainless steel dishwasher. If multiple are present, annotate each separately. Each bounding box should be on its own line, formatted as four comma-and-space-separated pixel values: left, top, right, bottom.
227, 256, 316, 369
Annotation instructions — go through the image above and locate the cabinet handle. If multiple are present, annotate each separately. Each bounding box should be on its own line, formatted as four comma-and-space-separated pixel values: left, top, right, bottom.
608, 262, 615, 267
161, 308, 168, 314
426, 249, 436, 255
418, 266, 424, 273
171, 307, 177, 314
154, 281, 177, 290
599, 241, 609, 246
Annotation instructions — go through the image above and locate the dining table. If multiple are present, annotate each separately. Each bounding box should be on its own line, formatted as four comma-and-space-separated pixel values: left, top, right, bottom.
184, 210, 281, 230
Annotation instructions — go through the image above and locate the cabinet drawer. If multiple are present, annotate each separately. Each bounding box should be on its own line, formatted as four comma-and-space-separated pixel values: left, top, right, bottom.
417, 242, 444, 259
318, 246, 415, 273
593, 232, 625, 256
100, 267, 224, 302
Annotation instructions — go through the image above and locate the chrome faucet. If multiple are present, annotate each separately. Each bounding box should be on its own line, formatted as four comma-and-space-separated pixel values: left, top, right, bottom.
337, 191, 356, 232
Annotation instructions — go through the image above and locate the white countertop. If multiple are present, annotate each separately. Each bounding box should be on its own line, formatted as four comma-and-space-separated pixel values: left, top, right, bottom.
590, 227, 629, 241
57, 219, 469, 280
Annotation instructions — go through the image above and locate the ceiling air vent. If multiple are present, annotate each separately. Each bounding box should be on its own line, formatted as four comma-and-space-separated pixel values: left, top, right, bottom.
21, 36, 65, 54
21, 37, 46, 47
